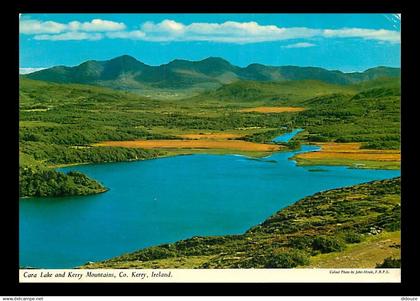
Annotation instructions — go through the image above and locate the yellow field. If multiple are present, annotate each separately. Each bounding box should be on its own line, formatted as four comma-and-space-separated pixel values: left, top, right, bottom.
94, 139, 283, 152
240, 106, 306, 113
177, 133, 242, 139
295, 142, 400, 162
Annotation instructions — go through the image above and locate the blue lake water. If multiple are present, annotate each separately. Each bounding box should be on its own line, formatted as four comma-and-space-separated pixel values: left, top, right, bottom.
19, 132, 400, 268
272, 128, 304, 143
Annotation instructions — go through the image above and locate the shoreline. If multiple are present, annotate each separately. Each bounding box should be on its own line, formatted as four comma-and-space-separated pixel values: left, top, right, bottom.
291, 142, 400, 170
53, 142, 400, 171
20, 148, 401, 268
78, 177, 401, 269
21, 176, 401, 269
19, 141, 398, 201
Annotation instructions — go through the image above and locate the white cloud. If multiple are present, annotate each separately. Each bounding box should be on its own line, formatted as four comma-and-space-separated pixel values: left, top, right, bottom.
323, 28, 400, 43
19, 67, 47, 74
68, 19, 126, 32
20, 18, 125, 35
128, 20, 322, 43
109, 20, 399, 44
106, 30, 145, 39
20, 19, 67, 34
34, 32, 103, 41
283, 42, 316, 48
142, 19, 185, 34
20, 18, 401, 44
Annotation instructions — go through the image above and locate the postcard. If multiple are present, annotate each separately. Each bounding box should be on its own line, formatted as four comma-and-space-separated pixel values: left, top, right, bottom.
18, 13, 401, 283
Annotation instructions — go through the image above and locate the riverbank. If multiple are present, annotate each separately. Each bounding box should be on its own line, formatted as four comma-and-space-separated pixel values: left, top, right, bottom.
292, 142, 400, 170
93, 139, 284, 152
89, 132, 400, 170
81, 177, 400, 269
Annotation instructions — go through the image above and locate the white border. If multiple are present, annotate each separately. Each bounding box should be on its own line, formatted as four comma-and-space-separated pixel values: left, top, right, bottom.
19, 268, 401, 283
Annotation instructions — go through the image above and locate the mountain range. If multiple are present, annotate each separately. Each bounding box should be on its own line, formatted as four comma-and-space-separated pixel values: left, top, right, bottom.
25, 55, 401, 91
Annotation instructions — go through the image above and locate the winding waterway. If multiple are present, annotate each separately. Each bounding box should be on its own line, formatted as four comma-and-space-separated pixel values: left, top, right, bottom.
19, 130, 400, 268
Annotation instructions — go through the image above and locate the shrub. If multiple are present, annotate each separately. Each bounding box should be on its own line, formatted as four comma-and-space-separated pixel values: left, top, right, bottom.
376, 257, 400, 268
374, 205, 400, 232
312, 236, 345, 253
308, 135, 329, 142
133, 247, 176, 261
289, 236, 314, 250
342, 231, 363, 244
264, 250, 310, 268
286, 141, 301, 150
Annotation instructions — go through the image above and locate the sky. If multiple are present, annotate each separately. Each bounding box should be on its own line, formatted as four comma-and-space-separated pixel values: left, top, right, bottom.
19, 13, 401, 73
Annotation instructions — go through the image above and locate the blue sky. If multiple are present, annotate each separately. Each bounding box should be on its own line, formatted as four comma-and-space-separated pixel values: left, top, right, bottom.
19, 14, 401, 73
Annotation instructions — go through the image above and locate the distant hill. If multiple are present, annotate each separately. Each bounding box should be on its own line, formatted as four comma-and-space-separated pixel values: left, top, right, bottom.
25, 55, 400, 91
189, 76, 400, 104
191, 80, 357, 103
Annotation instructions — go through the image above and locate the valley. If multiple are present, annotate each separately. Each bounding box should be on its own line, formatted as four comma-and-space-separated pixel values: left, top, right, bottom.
19, 59, 400, 177
19, 56, 401, 269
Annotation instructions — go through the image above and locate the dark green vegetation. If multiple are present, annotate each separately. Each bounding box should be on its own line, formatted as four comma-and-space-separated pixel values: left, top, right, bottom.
21, 143, 162, 165
188, 75, 400, 149
203, 78, 400, 148
19, 79, 168, 197
376, 257, 401, 268
191, 79, 356, 103
19, 166, 106, 197
296, 79, 401, 149
81, 177, 400, 268
241, 128, 287, 143
26, 55, 400, 92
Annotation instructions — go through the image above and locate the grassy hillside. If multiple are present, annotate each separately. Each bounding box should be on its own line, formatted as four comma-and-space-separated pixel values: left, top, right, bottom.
189, 80, 357, 104
295, 90, 400, 149
19, 78, 168, 197
190, 77, 400, 151
82, 177, 400, 269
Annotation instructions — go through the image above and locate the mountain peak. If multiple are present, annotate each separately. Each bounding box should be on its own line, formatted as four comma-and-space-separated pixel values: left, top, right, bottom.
363, 66, 400, 72
109, 55, 141, 64
199, 57, 231, 64
166, 59, 191, 67
244, 63, 268, 70
25, 55, 401, 89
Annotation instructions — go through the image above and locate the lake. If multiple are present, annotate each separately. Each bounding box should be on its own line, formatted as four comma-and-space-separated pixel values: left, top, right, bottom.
19, 131, 400, 268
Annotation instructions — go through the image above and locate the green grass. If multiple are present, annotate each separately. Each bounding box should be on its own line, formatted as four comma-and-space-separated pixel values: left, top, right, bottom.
19, 121, 63, 128
19, 152, 44, 168
190, 80, 357, 104
307, 231, 400, 268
